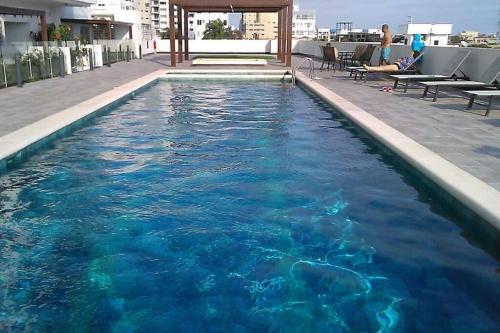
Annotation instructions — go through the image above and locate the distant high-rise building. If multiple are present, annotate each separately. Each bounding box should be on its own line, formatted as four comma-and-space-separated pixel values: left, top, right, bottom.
137, 0, 152, 31
292, 5, 316, 39
242, 13, 278, 40
242, 5, 317, 40
149, 0, 228, 39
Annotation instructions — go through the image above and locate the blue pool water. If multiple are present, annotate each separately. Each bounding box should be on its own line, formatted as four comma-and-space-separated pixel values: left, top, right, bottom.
0, 81, 499, 332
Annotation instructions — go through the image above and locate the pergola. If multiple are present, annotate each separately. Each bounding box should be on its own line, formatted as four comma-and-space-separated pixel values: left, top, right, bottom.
169, 0, 293, 67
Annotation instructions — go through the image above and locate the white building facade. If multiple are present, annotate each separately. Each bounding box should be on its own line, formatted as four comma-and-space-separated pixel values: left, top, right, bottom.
149, 1, 228, 40
292, 5, 316, 39
399, 23, 453, 46
90, 0, 141, 40
317, 28, 330, 41
0, 0, 94, 44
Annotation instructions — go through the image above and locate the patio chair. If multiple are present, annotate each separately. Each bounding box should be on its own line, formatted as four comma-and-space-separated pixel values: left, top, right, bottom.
354, 52, 425, 82
389, 49, 472, 92
320, 46, 340, 72
342, 44, 367, 68
420, 56, 500, 102
319, 45, 327, 70
346, 45, 376, 77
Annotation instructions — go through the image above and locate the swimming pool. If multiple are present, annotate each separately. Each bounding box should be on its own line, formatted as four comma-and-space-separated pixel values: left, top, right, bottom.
0, 81, 498, 332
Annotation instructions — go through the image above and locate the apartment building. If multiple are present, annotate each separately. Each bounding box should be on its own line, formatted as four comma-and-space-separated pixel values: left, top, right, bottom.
242, 13, 278, 40
0, 0, 94, 43
292, 5, 316, 39
242, 5, 317, 40
137, 0, 151, 29
149, 1, 228, 40
317, 28, 331, 41
399, 23, 453, 46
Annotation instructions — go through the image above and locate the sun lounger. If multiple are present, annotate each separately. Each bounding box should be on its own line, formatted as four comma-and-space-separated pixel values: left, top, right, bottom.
463, 90, 500, 116
389, 50, 471, 92
420, 57, 500, 102
354, 52, 425, 82
345, 45, 376, 77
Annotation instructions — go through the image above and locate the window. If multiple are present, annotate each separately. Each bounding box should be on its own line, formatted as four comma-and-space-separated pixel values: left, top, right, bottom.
434, 40, 439, 45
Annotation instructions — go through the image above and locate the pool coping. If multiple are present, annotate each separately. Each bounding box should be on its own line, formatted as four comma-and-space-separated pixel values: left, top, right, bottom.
295, 71, 500, 231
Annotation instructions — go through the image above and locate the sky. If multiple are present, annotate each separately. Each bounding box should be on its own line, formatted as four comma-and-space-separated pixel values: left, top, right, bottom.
230, 0, 499, 34
296, 0, 499, 34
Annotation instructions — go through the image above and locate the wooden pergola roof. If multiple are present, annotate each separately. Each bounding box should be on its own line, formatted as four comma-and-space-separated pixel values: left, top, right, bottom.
171, 0, 292, 12
169, 0, 293, 67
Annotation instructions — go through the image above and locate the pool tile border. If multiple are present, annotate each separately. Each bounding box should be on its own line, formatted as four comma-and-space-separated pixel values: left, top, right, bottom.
295, 72, 500, 231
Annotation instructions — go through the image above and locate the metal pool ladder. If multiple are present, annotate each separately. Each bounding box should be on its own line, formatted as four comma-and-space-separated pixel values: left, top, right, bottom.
291, 57, 315, 86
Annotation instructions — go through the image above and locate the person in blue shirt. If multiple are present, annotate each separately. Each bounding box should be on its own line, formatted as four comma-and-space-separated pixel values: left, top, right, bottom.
411, 33, 425, 58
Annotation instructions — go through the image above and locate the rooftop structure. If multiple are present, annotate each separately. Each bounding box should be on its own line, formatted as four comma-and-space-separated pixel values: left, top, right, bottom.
399, 23, 453, 46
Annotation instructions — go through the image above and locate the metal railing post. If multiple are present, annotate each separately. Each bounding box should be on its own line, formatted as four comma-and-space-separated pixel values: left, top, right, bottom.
1, 58, 7, 88
59, 49, 65, 78
139, 44, 142, 59
15, 56, 23, 88
126, 45, 130, 62
89, 48, 94, 71
107, 47, 111, 67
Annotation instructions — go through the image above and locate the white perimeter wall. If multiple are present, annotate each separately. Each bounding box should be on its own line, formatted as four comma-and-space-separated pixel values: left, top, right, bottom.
144, 39, 499, 83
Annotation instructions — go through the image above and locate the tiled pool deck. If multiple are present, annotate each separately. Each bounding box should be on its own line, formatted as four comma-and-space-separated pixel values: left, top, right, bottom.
1, 54, 499, 194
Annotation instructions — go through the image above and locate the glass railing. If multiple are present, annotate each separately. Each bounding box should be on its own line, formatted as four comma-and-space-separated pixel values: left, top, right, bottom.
0, 39, 138, 89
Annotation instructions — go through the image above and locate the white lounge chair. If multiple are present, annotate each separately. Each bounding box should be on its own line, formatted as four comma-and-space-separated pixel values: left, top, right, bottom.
420, 57, 500, 102
389, 49, 471, 92
463, 90, 500, 116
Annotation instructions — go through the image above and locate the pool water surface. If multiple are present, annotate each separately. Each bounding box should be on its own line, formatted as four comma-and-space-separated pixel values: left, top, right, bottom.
0, 81, 498, 332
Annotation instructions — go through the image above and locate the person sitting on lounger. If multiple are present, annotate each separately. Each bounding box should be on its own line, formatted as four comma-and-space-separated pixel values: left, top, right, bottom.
362, 53, 415, 72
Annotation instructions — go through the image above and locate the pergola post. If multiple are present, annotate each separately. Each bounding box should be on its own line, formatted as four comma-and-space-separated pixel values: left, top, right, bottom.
184, 10, 189, 60
169, 3, 176, 67
277, 9, 282, 62
281, 7, 286, 63
107, 21, 112, 39
177, 6, 183, 63
40, 13, 48, 42
286, 4, 292, 67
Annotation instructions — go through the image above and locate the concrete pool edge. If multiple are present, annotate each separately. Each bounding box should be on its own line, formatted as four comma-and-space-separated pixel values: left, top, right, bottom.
295, 72, 500, 231
0, 69, 167, 170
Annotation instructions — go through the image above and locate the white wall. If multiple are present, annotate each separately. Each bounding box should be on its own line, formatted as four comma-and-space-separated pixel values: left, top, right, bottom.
154, 39, 272, 53
143, 38, 499, 83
